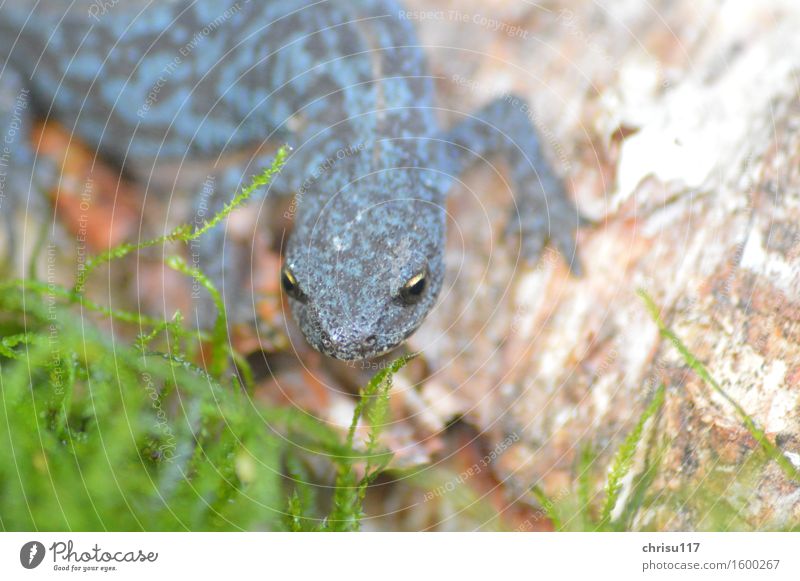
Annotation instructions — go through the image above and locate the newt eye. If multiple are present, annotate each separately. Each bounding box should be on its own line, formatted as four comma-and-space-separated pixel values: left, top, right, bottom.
399, 269, 427, 304
281, 265, 306, 302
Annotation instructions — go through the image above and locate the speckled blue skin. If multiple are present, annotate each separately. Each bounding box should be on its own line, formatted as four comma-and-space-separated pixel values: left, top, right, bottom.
0, 0, 580, 360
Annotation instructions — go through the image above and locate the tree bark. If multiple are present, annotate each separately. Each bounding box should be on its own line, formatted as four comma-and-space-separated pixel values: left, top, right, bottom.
401, 0, 800, 529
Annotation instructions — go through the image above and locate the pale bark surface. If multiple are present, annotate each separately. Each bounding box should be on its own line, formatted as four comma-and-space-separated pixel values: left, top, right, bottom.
381, 0, 800, 529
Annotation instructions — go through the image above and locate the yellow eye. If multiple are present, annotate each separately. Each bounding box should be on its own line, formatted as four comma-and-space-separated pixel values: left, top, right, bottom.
281, 265, 305, 302
400, 269, 427, 304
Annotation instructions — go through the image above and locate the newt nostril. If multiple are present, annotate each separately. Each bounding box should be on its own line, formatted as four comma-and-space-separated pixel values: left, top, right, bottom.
365, 334, 377, 347
319, 330, 332, 348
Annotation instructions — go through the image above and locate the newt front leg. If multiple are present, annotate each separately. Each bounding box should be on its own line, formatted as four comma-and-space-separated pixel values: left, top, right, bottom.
442, 93, 582, 274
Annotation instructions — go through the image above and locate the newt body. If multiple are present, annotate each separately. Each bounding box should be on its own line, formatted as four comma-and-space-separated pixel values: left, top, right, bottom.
0, 0, 580, 360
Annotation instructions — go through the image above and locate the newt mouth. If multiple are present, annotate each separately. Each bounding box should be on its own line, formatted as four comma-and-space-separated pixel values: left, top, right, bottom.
309, 333, 407, 361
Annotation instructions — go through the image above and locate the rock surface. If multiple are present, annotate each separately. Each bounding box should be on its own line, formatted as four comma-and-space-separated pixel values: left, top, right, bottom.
388, 0, 800, 530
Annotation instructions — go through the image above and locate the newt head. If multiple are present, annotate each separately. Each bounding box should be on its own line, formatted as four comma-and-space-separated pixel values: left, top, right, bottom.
281, 168, 445, 360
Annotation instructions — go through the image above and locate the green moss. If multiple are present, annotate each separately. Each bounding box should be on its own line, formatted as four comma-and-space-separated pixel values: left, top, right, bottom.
0, 149, 397, 531
326, 354, 415, 531
599, 384, 665, 528
532, 385, 666, 532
